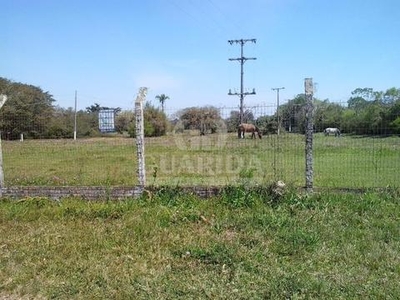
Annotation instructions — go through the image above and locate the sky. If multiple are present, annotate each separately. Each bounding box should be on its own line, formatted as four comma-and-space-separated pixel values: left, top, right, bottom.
1, 0, 399, 114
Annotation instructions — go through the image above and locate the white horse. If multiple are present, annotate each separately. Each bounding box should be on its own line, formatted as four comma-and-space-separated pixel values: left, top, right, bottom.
324, 127, 341, 137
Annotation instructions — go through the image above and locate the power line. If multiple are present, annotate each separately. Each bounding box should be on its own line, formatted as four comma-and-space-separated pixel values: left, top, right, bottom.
187, 0, 231, 36
205, 0, 247, 37
167, 0, 228, 39
167, 0, 250, 40
228, 39, 257, 124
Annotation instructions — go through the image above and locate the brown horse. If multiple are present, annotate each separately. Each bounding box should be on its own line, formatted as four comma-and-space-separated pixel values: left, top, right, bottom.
238, 123, 262, 139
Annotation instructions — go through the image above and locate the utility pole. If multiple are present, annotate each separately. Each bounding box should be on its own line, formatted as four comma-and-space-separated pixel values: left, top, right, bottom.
272, 87, 285, 135
228, 39, 256, 124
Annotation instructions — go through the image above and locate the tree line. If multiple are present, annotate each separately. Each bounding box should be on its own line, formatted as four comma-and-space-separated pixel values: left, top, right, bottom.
0, 77, 169, 139
1, 77, 399, 140
277, 87, 400, 135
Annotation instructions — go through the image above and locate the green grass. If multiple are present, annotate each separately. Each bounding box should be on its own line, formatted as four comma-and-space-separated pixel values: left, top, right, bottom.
1, 189, 399, 299
2, 133, 399, 188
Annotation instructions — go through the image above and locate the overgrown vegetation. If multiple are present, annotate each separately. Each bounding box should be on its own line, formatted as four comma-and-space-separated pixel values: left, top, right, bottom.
1, 189, 399, 299
175, 106, 223, 134
127, 102, 169, 138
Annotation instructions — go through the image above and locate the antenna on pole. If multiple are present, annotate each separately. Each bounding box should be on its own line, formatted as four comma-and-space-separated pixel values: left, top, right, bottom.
228, 39, 257, 125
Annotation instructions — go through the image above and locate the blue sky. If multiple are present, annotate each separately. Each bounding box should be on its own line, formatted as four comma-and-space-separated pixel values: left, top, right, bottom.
2, 0, 399, 113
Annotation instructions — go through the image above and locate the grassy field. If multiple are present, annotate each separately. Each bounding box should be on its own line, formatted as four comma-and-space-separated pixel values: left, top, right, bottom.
1, 189, 399, 299
2, 133, 399, 188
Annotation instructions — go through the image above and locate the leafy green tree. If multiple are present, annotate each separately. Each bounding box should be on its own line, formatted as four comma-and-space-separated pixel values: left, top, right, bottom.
46, 106, 74, 138
314, 100, 344, 132
389, 116, 400, 134
341, 109, 357, 134
383, 87, 400, 104
86, 103, 121, 114
383, 88, 400, 133
0, 77, 55, 139
347, 96, 368, 112
225, 109, 255, 132
155, 94, 169, 112
256, 115, 277, 134
350, 87, 375, 101
86, 103, 102, 113
242, 109, 255, 124
280, 94, 306, 133
346, 87, 399, 134
77, 110, 100, 137
128, 103, 168, 137
361, 103, 385, 134
177, 106, 222, 134
144, 102, 168, 136
225, 110, 240, 132
115, 111, 134, 134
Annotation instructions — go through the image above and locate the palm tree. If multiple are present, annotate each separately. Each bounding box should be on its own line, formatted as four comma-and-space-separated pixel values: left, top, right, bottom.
155, 94, 169, 113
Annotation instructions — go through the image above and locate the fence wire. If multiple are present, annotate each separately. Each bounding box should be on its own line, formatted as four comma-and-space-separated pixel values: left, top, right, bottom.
0, 102, 399, 189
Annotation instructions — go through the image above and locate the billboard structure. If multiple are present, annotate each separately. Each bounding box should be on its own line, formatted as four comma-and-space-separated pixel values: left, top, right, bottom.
98, 109, 116, 133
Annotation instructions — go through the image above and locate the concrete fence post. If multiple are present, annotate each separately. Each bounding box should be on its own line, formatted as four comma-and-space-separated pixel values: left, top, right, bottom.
135, 88, 147, 188
304, 78, 314, 192
0, 95, 8, 196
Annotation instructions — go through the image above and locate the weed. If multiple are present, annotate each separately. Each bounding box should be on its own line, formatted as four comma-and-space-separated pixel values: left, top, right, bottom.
1, 190, 400, 299
220, 185, 256, 208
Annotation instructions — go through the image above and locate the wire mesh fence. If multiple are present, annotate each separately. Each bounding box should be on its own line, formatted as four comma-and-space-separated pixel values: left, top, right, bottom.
0, 100, 399, 190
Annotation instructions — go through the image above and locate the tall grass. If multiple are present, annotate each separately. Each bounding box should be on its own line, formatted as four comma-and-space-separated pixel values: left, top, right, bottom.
2, 133, 399, 188
1, 189, 399, 299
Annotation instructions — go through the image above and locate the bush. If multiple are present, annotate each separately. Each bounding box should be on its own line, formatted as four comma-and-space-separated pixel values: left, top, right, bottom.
128, 103, 168, 137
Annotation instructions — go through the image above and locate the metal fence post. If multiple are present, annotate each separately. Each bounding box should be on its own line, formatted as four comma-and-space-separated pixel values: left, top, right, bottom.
304, 79, 314, 192
135, 88, 147, 188
0, 95, 8, 196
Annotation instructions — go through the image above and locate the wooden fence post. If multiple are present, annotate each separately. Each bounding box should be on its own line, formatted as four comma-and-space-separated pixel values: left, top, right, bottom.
0, 95, 8, 196
304, 78, 314, 192
135, 88, 147, 188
